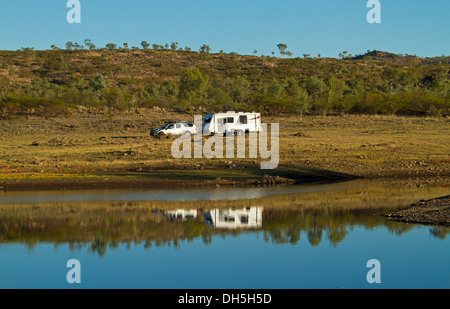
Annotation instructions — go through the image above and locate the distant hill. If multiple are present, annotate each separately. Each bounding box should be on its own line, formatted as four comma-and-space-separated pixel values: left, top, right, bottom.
351, 50, 450, 65
0, 48, 448, 118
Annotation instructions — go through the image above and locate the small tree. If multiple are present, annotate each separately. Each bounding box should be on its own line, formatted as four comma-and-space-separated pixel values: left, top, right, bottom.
427, 105, 442, 118
277, 43, 288, 56
267, 80, 283, 99
89, 74, 107, 98
66, 41, 74, 50
285, 78, 301, 98
339, 51, 348, 59
141, 41, 150, 50
106, 43, 117, 51
178, 68, 209, 106
199, 44, 211, 53
305, 76, 326, 105
292, 89, 310, 119
170, 42, 179, 51
84, 39, 96, 50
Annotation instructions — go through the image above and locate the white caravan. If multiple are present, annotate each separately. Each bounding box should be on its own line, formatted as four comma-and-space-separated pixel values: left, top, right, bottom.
203, 207, 263, 229
202, 111, 262, 135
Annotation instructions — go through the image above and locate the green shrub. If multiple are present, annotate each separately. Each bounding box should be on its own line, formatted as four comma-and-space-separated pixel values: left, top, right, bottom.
427, 105, 442, 118
0, 95, 75, 118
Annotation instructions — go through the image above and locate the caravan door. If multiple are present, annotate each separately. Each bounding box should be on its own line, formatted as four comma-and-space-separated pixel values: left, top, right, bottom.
224, 116, 235, 134
216, 117, 225, 134
216, 116, 234, 134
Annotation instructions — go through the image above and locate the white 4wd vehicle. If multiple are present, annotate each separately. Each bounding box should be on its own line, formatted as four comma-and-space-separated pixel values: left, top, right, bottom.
150, 122, 197, 136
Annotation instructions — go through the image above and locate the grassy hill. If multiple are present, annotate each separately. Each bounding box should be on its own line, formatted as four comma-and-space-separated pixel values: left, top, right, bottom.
0, 47, 449, 118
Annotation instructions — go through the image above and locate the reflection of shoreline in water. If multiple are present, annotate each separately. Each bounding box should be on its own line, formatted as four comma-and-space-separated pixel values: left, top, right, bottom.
0, 179, 449, 256
0, 206, 448, 257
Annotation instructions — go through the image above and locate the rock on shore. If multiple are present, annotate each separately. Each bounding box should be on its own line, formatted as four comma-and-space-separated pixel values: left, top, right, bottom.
385, 195, 450, 227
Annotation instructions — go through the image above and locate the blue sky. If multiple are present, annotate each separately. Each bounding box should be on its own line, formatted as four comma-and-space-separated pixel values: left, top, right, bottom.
0, 0, 448, 58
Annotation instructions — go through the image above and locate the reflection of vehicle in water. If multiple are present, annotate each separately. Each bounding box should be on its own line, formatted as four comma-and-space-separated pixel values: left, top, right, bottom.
160, 209, 198, 221
204, 207, 263, 229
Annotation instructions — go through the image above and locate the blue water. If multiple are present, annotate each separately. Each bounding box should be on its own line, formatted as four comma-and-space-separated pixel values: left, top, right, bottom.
1, 225, 448, 289
0, 180, 449, 289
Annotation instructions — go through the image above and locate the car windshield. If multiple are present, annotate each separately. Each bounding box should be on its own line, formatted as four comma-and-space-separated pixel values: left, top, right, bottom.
160, 123, 172, 129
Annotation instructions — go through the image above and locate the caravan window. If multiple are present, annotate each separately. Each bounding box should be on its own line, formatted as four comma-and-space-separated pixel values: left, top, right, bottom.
225, 216, 235, 222
239, 116, 248, 124
219, 117, 235, 125
240, 215, 249, 224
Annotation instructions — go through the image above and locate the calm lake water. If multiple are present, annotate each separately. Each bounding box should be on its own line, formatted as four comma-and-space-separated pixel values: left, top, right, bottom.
0, 178, 449, 289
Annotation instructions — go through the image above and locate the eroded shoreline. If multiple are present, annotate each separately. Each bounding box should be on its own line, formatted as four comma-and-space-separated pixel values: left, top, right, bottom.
386, 195, 450, 227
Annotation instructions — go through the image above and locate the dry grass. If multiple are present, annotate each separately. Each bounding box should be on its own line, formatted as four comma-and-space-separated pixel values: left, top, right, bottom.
0, 110, 449, 183
274, 114, 450, 177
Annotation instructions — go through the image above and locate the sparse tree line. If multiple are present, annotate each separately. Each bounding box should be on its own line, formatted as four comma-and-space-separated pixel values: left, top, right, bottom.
47, 39, 214, 54
44, 40, 299, 57
0, 44, 448, 119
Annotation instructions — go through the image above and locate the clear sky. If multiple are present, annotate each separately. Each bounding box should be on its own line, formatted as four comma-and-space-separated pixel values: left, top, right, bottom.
0, 0, 448, 58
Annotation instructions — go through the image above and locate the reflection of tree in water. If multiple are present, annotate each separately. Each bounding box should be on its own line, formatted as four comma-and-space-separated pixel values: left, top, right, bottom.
0, 203, 448, 257
430, 227, 449, 240
89, 238, 108, 257
262, 209, 419, 247
307, 226, 323, 247
327, 224, 348, 248
264, 227, 302, 245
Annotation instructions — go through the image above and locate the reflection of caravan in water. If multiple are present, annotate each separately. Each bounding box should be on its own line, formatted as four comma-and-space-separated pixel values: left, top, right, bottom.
163, 209, 198, 221
202, 112, 262, 135
204, 207, 263, 229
